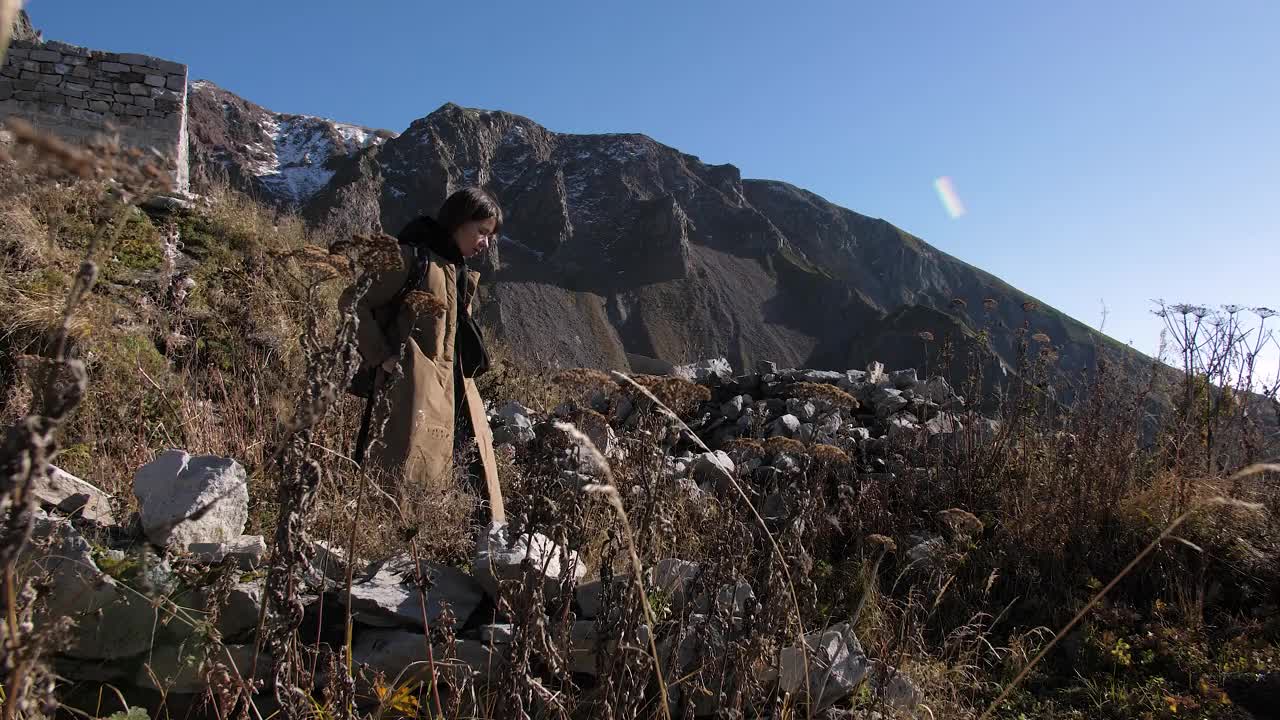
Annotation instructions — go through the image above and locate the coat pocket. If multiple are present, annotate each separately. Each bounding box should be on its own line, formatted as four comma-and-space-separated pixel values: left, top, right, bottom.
404, 337, 449, 404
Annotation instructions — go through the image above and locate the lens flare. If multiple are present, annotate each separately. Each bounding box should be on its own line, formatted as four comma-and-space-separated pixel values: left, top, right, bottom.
934, 176, 967, 219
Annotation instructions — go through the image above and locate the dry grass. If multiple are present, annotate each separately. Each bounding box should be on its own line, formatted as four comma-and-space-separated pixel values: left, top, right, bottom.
1, 145, 1276, 719
475, 341, 574, 414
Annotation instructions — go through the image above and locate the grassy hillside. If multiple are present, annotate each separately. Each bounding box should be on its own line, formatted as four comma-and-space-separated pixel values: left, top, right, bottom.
1, 131, 1278, 720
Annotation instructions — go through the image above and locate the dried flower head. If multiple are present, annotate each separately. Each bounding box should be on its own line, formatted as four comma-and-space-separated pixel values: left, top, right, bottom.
647, 377, 711, 418
721, 438, 765, 459
276, 245, 354, 281
951, 297, 968, 309
763, 436, 806, 457
553, 368, 619, 390
918, 331, 935, 342
983, 298, 998, 311
789, 382, 860, 409
1021, 301, 1038, 313
337, 233, 403, 273
867, 534, 897, 553
404, 290, 448, 317
810, 443, 851, 465
1031, 332, 1051, 344
937, 508, 984, 536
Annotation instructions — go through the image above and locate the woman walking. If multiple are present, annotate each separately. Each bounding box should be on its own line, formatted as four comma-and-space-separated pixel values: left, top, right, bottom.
351, 187, 505, 524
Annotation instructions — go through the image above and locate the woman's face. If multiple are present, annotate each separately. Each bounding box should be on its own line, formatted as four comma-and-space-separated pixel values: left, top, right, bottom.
454, 216, 498, 258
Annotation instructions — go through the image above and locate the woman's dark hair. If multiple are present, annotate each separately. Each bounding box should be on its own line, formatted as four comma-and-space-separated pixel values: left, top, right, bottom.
436, 186, 503, 236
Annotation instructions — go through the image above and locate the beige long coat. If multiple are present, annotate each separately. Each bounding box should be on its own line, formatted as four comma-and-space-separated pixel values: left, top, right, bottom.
353, 243, 505, 523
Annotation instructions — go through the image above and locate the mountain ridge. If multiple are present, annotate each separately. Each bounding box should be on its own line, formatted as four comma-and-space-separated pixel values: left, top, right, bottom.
187, 82, 1149, 396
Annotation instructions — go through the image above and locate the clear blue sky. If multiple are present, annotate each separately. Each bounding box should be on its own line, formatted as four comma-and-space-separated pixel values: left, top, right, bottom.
26, 0, 1280, 370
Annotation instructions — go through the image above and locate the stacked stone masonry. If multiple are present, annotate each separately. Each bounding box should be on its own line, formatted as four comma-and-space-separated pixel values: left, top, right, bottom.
1, 39, 190, 191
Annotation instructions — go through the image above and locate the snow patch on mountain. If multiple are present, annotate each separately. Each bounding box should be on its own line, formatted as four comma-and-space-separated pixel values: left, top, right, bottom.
252, 115, 389, 205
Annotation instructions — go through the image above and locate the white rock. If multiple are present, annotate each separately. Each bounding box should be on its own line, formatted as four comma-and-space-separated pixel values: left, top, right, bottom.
656, 614, 730, 714
188, 534, 266, 569
138, 644, 266, 694
720, 395, 746, 419
577, 410, 619, 458
924, 413, 959, 435
866, 362, 890, 387
773, 623, 871, 711
575, 575, 633, 619
28, 516, 158, 660
798, 370, 845, 384
817, 412, 843, 435
691, 451, 734, 489
480, 623, 514, 645
875, 661, 924, 709
133, 449, 248, 550
787, 398, 817, 421
576, 579, 604, 618
673, 357, 733, 384
921, 376, 954, 403
353, 629, 504, 681
710, 581, 755, 616
497, 401, 533, 426
493, 401, 537, 445
559, 469, 595, 489
651, 558, 702, 610
799, 423, 816, 442
567, 620, 652, 676
341, 559, 483, 629
772, 453, 801, 475
889, 368, 918, 389
474, 522, 586, 601
568, 621, 603, 675
305, 538, 368, 588
887, 415, 921, 439
34, 465, 113, 524
212, 581, 267, 640
872, 388, 909, 417
907, 535, 947, 569
770, 414, 802, 438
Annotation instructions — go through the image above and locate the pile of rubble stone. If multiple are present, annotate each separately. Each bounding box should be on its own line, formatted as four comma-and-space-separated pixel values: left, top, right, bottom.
24, 358, 953, 715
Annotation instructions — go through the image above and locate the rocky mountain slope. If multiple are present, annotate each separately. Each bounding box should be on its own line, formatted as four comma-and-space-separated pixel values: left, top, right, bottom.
187, 87, 1147, 394
187, 81, 394, 207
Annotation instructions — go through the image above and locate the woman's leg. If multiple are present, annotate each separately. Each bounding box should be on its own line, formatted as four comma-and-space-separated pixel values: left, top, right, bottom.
453, 401, 491, 528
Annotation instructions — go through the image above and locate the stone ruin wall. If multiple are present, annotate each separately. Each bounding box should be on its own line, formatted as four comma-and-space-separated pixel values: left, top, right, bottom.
1, 34, 189, 192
